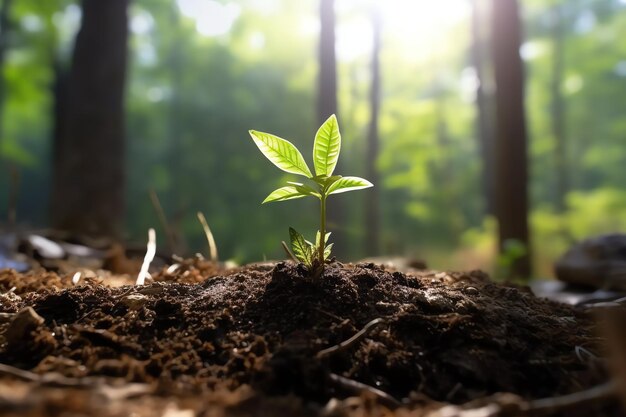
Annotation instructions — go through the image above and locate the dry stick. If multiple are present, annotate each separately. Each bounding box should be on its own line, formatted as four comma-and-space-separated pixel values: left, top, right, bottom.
329, 373, 401, 409
524, 381, 616, 415
136, 228, 156, 286
317, 318, 387, 359
312, 306, 345, 323
281, 241, 298, 262
196, 211, 218, 262
599, 308, 626, 408
0, 362, 153, 399
0, 362, 99, 388
148, 189, 176, 254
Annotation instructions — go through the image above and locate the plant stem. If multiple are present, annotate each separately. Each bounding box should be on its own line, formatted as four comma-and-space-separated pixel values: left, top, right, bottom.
319, 194, 327, 264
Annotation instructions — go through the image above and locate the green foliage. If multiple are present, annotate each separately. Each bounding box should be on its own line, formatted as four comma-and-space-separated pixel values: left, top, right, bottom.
313, 114, 341, 176
250, 114, 372, 273
3, 0, 626, 274
249, 130, 312, 177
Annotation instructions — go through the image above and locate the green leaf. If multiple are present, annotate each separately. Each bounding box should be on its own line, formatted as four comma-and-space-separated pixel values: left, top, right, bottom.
324, 243, 333, 260
289, 227, 313, 266
313, 114, 341, 177
262, 186, 309, 204
249, 130, 312, 177
326, 176, 373, 195
312, 174, 341, 187
287, 182, 321, 199
315, 230, 331, 247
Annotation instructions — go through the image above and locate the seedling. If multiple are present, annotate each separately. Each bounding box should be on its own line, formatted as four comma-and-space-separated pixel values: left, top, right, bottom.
249, 114, 373, 274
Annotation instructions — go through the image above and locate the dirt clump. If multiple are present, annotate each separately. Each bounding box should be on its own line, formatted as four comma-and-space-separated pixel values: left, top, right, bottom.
0, 261, 614, 416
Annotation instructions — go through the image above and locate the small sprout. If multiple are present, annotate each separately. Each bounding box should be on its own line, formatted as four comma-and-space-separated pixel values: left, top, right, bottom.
249, 114, 373, 275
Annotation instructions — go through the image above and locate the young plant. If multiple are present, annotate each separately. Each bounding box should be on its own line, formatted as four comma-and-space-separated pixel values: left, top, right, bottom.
249, 114, 373, 273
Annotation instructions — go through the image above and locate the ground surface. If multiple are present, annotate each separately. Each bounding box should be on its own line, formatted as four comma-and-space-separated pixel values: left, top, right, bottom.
0, 261, 619, 416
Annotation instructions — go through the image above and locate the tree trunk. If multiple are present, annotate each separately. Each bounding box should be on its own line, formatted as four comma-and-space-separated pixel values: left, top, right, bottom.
318, 0, 346, 255
166, 3, 185, 254
51, 0, 129, 238
318, 0, 338, 122
490, 0, 532, 278
550, 4, 568, 213
364, 7, 381, 256
470, 0, 496, 216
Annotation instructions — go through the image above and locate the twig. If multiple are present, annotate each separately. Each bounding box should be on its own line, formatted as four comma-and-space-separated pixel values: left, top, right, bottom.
0, 362, 98, 388
148, 189, 176, 253
136, 228, 156, 286
75, 308, 100, 323
312, 306, 345, 323
196, 211, 218, 262
329, 373, 401, 409
0, 362, 153, 402
317, 318, 387, 359
281, 241, 298, 262
525, 381, 616, 414
115, 286, 136, 299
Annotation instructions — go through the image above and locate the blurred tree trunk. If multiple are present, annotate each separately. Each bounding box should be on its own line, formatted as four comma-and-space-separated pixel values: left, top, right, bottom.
0, 0, 15, 229
168, 6, 183, 176
490, 0, 531, 278
364, 7, 381, 256
318, 0, 338, 122
470, 0, 495, 216
318, 0, 345, 255
0, 0, 12, 154
51, 57, 68, 215
51, 0, 129, 238
551, 4, 568, 213
166, 3, 185, 253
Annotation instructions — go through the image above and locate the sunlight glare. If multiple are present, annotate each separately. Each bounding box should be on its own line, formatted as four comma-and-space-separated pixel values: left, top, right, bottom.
177, 0, 241, 37
131, 12, 154, 35
337, 16, 373, 61
337, 0, 471, 61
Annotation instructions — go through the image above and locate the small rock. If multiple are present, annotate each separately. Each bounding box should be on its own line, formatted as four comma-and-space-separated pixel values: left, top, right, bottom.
555, 233, 626, 290
120, 293, 149, 310
5, 307, 44, 344
0, 291, 22, 305
464, 286, 479, 295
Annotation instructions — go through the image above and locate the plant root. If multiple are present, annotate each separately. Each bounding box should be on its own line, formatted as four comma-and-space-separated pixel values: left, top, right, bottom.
316, 318, 387, 359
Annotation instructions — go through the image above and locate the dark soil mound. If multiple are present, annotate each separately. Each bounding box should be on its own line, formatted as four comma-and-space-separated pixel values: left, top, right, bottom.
0, 262, 610, 414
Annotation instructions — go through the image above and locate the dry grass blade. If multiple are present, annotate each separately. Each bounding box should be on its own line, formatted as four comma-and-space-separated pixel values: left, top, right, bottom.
197, 211, 218, 262
149, 189, 176, 253
136, 228, 156, 286
281, 240, 298, 262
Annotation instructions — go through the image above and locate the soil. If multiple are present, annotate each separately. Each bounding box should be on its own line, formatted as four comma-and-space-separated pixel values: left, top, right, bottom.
0, 261, 619, 416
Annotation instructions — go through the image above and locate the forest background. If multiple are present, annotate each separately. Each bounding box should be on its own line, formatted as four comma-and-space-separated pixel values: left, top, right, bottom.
0, 0, 625, 278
